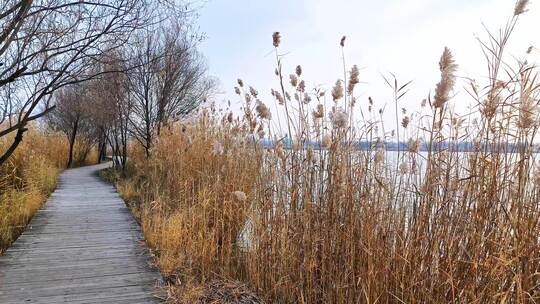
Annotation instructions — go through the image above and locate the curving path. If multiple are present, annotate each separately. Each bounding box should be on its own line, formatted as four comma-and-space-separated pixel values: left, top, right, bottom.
0, 163, 164, 303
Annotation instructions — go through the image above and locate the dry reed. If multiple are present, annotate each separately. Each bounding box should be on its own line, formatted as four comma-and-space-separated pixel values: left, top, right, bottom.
0, 127, 97, 252
114, 3, 540, 303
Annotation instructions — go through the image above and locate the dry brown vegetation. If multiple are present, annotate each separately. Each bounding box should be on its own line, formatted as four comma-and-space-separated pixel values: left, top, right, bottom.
0, 127, 98, 252
108, 2, 540, 303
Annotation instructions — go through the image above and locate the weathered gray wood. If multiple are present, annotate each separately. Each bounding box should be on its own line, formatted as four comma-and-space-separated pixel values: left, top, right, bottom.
0, 163, 164, 303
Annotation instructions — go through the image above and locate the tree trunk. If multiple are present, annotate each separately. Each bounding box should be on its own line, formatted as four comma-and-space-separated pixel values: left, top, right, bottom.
98, 132, 107, 163
0, 127, 28, 166
114, 140, 121, 168
67, 118, 79, 168
121, 139, 128, 171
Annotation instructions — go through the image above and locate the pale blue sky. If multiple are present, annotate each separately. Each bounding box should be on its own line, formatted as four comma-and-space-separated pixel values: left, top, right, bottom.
197, 0, 540, 131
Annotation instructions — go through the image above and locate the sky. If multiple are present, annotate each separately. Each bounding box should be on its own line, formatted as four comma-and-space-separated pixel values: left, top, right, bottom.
196, 0, 540, 133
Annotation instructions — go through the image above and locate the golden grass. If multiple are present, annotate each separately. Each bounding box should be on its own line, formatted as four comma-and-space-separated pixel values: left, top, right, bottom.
113, 120, 263, 302
112, 4, 540, 303
0, 127, 97, 252
0, 130, 61, 251
127, 121, 260, 278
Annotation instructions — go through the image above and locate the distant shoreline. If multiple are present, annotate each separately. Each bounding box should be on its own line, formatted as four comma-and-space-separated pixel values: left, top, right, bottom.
261, 140, 540, 153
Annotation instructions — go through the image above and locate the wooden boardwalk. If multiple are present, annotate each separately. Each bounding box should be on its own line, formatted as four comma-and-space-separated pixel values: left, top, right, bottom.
0, 163, 164, 303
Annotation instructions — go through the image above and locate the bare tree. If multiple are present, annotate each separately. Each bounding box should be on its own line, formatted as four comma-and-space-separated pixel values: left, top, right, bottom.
0, 0, 179, 166
47, 84, 97, 167
127, 24, 216, 157
89, 57, 132, 170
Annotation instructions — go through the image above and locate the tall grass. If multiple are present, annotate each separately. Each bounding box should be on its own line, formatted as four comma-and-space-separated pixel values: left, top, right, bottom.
0, 127, 96, 252
117, 3, 540, 303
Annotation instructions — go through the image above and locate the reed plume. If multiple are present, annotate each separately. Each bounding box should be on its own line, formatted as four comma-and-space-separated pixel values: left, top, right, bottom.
433, 47, 458, 108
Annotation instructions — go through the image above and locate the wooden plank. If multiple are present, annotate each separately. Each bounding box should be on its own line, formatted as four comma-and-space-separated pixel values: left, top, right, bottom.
1, 286, 162, 304
0, 257, 152, 272
0, 163, 164, 303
